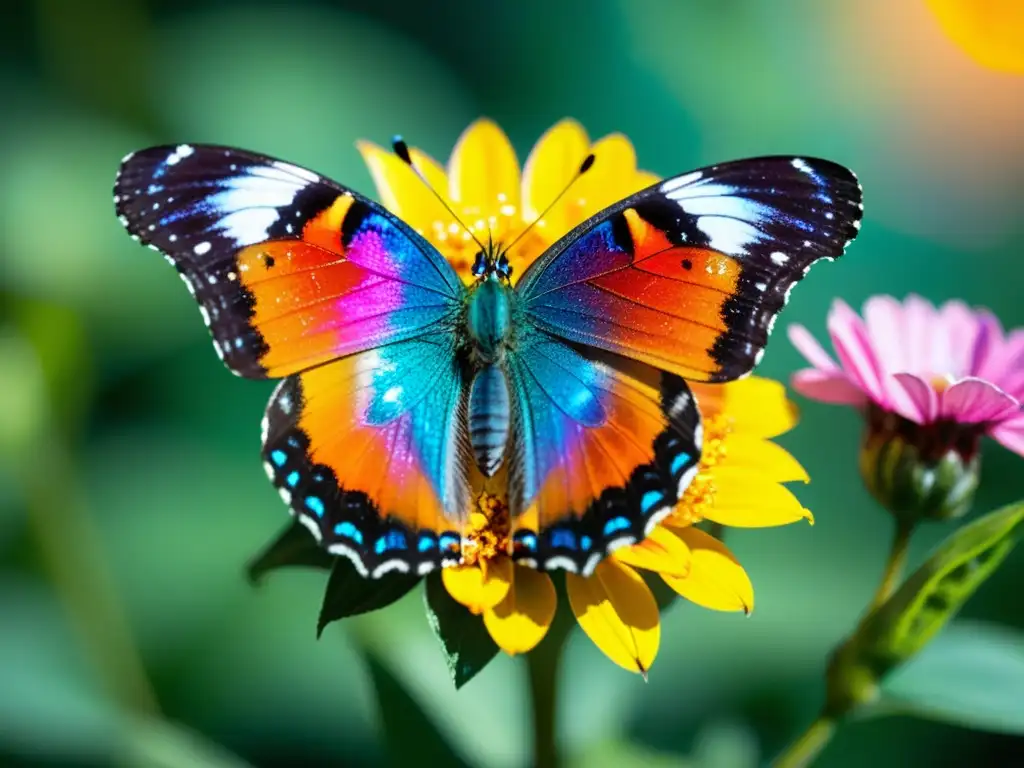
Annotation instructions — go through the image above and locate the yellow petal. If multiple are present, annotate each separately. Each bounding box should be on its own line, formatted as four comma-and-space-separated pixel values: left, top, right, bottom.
701, 467, 812, 528
355, 140, 451, 234
611, 525, 691, 577
716, 434, 809, 484
573, 133, 646, 220
521, 118, 590, 241
927, 0, 1024, 74
633, 170, 661, 189
483, 564, 556, 654
566, 560, 659, 675
662, 526, 754, 613
441, 557, 512, 615
447, 118, 520, 221
690, 377, 799, 439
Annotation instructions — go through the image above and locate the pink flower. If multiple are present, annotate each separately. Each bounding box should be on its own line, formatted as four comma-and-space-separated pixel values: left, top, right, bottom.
788, 295, 1024, 457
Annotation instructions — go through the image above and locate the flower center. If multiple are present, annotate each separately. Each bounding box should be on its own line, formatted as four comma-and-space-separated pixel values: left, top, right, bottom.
670, 413, 733, 525
422, 199, 553, 282
459, 493, 512, 567
929, 373, 956, 393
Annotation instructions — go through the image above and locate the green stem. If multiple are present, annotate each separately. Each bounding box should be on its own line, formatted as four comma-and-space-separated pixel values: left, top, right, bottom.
771, 716, 836, 768
773, 521, 916, 766
526, 611, 571, 768
25, 436, 159, 716
867, 521, 913, 612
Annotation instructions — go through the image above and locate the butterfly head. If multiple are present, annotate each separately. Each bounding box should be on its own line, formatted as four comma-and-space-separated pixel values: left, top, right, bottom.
471, 245, 514, 283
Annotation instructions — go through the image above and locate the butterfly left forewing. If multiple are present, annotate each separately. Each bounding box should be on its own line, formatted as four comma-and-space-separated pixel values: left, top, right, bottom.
115, 144, 463, 378
516, 155, 862, 382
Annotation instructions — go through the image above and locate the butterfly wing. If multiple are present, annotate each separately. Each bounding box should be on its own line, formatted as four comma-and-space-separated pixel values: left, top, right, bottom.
116, 144, 472, 575
261, 333, 472, 577
504, 328, 701, 574
516, 156, 863, 382
114, 144, 463, 378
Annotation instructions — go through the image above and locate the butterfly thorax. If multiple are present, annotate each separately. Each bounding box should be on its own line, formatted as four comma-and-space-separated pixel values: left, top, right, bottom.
466, 273, 514, 365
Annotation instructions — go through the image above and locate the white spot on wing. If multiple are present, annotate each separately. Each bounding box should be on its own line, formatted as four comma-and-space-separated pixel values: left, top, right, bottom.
273, 160, 320, 184
193, 241, 211, 256
792, 158, 812, 174
695, 216, 761, 255
677, 464, 699, 496
328, 543, 368, 576
771, 251, 789, 265
660, 170, 702, 193
372, 560, 411, 577
545, 556, 579, 572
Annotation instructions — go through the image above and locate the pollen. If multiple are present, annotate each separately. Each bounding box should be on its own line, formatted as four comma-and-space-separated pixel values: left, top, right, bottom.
670, 413, 733, 525
460, 493, 512, 568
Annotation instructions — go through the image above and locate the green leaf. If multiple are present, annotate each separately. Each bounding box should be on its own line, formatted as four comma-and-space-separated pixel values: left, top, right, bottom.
874, 621, 1024, 734
826, 501, 1024, 714
423, 572, 499, 689
864, 501, 1024, 667
246, 521, 334, 586
317, 559, 420, 637
360, 650, 471, 767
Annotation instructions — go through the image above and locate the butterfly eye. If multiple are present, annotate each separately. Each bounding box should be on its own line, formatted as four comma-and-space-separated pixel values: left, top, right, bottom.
495, 254, 512, 279
472, 251, 487, 277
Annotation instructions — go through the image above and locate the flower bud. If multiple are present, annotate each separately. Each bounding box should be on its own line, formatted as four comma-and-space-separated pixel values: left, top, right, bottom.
859, 404, 982, 523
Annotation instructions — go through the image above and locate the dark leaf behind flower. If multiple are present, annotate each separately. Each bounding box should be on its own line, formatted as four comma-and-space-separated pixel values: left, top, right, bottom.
423, 572, 499, 689
246, 521, 335, 585
317, 559, 420, 637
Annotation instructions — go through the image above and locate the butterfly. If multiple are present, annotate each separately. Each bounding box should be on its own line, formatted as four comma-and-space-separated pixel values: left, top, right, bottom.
114, 140, 862, 578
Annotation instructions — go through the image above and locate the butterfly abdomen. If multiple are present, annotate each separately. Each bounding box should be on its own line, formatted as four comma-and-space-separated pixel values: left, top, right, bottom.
468, 364, 511, 477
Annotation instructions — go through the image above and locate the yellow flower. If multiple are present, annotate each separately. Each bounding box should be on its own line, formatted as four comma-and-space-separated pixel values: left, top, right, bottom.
926, 0, 1024, 75
358, 118, 658, 283
359, 119, 812, 674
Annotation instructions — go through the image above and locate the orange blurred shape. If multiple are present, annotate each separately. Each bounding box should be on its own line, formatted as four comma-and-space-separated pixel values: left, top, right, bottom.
927, 0, 1024, 74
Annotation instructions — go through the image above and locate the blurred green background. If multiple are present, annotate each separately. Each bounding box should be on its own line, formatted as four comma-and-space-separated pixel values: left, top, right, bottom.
2, 0, 1023, 766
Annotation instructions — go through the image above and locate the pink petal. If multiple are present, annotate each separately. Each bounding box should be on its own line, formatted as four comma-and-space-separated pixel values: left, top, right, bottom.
891, 373, 939, 423
969, 312, 1007, 381
937, 300, 981, 377
791, 369, 869, 406
787, 324, 839, 372
902, 294, 940, 374
862, 295, 909, 373
991, 413, 1024, 458
938, 378, 1022, 424
980, 329, 1024, 398
827, 299, 890, 406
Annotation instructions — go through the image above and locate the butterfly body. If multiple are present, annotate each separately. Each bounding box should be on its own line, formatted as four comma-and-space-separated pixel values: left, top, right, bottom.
114, 141, 863, 578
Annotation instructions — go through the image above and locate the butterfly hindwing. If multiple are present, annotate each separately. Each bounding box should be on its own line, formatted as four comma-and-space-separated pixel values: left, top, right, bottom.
114, 144, 463, 378
261, 335, 472, 577
516, 156, 863, 382
504, 329, 701, 575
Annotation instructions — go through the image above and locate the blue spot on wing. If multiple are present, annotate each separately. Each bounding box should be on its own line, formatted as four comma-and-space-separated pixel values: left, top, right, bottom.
375, 529, 409, 555
550, 529, 577, 550
334, 521, 363, 545
603, 516, 631, 537
286, 470, 300, 487
670, 452, 692, 476
640, 490, 663, 515
270, 449, 287, 467
304, 496, 325, 518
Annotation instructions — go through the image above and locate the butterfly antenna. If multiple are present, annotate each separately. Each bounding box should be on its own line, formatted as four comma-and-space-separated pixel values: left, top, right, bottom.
501, 152, 595, 256
392, 136, 488, 254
